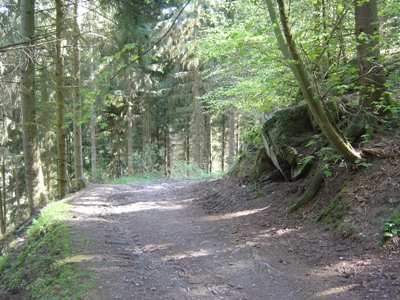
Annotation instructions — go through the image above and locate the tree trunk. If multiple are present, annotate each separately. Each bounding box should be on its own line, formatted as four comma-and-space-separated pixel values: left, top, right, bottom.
264, 0, 301, 80
20, 0, 46, 214
0, 157, 5, 234
2, 158, 6, 231
145, 99, 152, 145
193, 65, 202, 168
14, 157, 22, 223
355, 0, 388, 108
275, 0, 361, 164
55, 0, 67, 198
221, 114, 226, 171
40, 69, 52, 193
165, 123, 171, 176
203, 113, 211, 173
228, 106, 235, 166
72, 0, 84, 188
127, 100, 133, 176
184, 115, 190, 163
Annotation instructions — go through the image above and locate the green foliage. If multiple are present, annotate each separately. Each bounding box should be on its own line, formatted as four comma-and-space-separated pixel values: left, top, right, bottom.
0, 202, 89, 299
379, 211, 400, 246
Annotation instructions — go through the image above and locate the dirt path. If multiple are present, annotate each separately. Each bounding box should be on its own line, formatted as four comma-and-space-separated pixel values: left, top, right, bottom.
66, 180, 362, 300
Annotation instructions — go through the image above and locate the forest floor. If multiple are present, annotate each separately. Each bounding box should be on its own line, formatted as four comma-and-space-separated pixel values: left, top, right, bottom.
66, 131, 400, 300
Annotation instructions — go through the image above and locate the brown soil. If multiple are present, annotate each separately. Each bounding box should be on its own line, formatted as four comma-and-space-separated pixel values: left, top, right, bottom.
65, 130, 400, 300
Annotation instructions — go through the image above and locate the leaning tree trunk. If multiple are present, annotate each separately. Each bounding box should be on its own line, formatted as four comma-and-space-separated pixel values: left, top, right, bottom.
20, 0, 46, 214
275, 0, 361, 164
55, 0, 67, 198
72, 0, 84, 189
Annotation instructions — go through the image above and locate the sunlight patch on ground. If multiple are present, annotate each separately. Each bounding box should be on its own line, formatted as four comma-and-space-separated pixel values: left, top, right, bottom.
274, 227, 298, 236
199, 207, 270, 221
108, 200, 190, 214
163, 248, 213, 261
140, 243, 173, 252
315, 284, 359, 297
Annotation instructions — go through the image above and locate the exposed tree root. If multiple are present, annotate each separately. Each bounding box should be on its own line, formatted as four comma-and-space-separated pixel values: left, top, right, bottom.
288, 168, 325, 212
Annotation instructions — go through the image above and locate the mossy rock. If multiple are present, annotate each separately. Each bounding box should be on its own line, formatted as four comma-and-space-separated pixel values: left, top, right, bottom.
262, 104, 316, 180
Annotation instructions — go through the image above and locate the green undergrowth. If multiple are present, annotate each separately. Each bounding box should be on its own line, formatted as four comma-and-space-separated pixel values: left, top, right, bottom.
0, 202, 90, 299
380, 211, 400, 246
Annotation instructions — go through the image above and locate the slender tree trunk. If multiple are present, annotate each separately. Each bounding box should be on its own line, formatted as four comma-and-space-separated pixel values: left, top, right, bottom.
20, 0, 46, 214
264, 0, 301, 80
14, 158, 22, 223
355, 0, 388, 108
0, 181, 4, 234
165, 122, 171, 176
72, 0, 84, 188
90, 104, 96, 178
203, 113, 211, 172
184, 115, 190, 163
193, 65, 202, 168
228, 106, 235, 166
145, 99, 152, 145
127, 100, 133, 176
40, 69, 52, 193
221, 114, 226, 171
2, 158, 6, 231
89, 37, 97, 179
55, 0, 67, 198
275, 0, 361, 164
0, 155, 5, 234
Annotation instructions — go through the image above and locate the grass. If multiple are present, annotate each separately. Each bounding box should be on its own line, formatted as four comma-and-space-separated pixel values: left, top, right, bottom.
0, 202, 90, 299
110, 172, 162, 184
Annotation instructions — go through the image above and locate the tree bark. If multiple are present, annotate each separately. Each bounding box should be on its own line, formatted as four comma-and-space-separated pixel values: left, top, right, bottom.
72, 0, 84, 188
55, 0, 67, 198
20, 0, 46, 214
355, 0, 388, 107
275, 0, 361, 164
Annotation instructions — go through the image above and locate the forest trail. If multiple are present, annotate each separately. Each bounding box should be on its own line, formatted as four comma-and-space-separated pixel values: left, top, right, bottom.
66, 180, 362, 300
